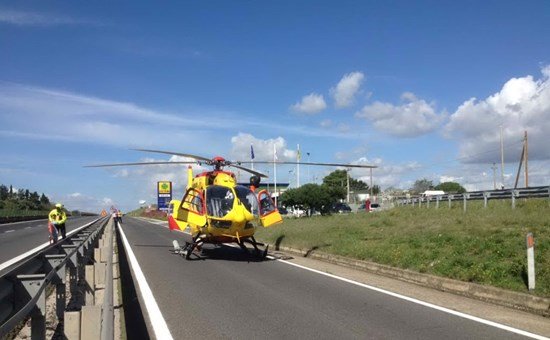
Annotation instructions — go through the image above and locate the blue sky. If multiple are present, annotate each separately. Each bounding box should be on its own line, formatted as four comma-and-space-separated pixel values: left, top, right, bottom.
1, 1, 550, 212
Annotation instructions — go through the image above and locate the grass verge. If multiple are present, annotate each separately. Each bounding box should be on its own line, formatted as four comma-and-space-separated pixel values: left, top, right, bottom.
255, 198, 550, 297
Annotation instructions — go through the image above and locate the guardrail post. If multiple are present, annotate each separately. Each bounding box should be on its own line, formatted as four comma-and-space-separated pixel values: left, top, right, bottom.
483, 192, 489, 208
419, 198, 422, 208
436, 196, 440, 209
62, 245, 78, 301
85, 265, 95, 305
427, 197, 430, 208
512, 190, 519, 209
16, 274, 46, 340
448, 195, 452, 208
463, 194, 469, 212
45, 254, 66, 320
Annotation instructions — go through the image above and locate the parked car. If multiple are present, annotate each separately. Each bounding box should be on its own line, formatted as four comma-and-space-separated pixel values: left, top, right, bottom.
277, 206, 288, 215
358, 202, 381, 212
331, 202, 352, 214
369, 203, 381, 212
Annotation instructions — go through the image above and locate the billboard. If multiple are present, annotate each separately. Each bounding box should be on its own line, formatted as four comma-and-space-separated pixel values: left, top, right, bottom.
157, 181, 172, 211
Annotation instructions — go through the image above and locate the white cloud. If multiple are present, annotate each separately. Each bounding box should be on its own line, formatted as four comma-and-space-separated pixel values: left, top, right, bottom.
357, 158, 423, 189
0, 83, 358, 148
0, 8, 101, 26
337, 123, 350, 133
445, 66, 550, 163
319, 119, 332, 128
50, 192, 115, 212
291, 93, 327, 114
355, 92, 446, 137
331, 72, 365, 108
230, 133, 297, 163
95, 154, 208, 207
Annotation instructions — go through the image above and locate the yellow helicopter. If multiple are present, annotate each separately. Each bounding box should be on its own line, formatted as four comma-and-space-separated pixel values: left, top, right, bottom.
87, 148, 377, 260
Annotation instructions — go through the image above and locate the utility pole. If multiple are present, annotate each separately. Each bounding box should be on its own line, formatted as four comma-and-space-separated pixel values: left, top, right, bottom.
500, 125, 505, 189
523, 130, 529, 188
514, 131, 529, 189
369, 168, 373, 197
346, 168, 350, 203
491, 163, 497, 190
307, 152, 311, 183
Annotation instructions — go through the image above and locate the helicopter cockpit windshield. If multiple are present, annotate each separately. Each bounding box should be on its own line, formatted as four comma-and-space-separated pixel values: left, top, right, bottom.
235, 185, 259, 216
206, 185, 235, 217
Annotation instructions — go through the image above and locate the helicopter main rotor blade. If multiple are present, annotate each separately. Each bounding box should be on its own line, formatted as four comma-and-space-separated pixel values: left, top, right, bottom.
84, 161, 198, 168
236, 161, 377, 169
228, 164, 268, 178
131, 148, 211, 162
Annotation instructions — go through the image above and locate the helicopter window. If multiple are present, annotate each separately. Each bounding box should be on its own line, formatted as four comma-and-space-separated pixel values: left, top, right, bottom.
206, 186, 235, 217
235, 185, 259, 216
182, 189, 204, 214
258, 191, 276, 216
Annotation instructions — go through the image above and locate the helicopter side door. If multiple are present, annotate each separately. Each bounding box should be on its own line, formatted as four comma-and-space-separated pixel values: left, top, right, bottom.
257, 190, 282, 227
178, 188, 207, 227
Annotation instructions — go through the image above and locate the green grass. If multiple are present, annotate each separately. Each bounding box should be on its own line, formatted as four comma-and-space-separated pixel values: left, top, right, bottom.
255, 198, 550, 297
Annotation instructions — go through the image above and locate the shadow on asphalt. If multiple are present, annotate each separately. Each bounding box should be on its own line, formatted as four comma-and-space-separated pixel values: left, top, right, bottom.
172, 244, 276, 263
133, 244, 174, 248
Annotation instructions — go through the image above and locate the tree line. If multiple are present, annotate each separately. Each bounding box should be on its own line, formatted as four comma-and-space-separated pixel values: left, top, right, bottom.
0, 184, 52, 211
279, 169, 379, 215
277, 171, 467, 215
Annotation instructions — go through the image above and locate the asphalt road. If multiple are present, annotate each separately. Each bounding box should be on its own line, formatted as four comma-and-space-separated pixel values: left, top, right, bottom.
0, 216, 98, 266
119, 217, 540, 340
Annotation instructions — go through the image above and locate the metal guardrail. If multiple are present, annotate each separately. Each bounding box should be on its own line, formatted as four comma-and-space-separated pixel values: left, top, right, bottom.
396, 186, 550, 209
0, 217, 108, 339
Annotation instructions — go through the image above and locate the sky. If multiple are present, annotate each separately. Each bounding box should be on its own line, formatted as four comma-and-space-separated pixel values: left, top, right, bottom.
1, 1, 550, 212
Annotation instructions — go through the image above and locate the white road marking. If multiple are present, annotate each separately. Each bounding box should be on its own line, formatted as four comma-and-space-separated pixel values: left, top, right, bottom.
0, 219, 47, 226
273, 257, 549, 340
133, 217, 549, 339
0, 218, 101, 272
25, 227, 32, 229
5, 230, 15, 233
117, 222, 173, 340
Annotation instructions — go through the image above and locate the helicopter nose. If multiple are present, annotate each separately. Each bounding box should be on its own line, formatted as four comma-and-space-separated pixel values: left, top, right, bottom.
233, 204, 247, 223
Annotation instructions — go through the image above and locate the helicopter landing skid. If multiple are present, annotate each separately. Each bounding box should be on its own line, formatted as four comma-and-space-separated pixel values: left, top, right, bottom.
241, 237, 269, 259
172, 234, 203, 260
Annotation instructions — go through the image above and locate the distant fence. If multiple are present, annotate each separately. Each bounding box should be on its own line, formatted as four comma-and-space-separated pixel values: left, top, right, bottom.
395, 186, 550, 210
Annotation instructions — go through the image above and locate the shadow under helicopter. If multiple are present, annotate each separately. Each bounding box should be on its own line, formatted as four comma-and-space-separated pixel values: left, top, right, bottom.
171, 243, 277, 263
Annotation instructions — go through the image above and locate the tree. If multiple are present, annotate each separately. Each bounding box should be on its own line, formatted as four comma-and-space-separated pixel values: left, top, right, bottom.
40, 193, 50, 207
322, 169, 369, 192
435, 181, 466, 194
0, 185, 8, 201
280, 183, 340, 215
410, 178, 434, 194
371, 185, 381, 195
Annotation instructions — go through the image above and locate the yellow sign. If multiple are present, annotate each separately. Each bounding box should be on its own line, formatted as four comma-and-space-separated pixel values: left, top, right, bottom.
158, 181, 172, 195
100, 209, 107, 217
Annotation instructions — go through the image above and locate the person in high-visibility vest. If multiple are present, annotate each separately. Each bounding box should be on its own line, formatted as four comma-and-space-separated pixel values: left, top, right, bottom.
49, 203, 68, 239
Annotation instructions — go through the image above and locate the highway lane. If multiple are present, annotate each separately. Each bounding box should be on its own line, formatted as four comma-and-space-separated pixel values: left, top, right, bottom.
0, 216, 98, 266
119, 217, 542, 340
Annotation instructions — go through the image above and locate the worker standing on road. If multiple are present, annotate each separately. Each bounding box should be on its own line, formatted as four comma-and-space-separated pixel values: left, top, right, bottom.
49, 203, 68, 239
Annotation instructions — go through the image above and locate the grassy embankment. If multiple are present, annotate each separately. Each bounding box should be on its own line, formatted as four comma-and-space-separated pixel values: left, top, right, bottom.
255, 199, 550, 297
126, 207, 167, 220
0, 209, 49, 217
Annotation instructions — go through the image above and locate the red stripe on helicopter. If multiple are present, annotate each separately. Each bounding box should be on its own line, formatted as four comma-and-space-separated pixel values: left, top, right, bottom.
168, 214, 179, 231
